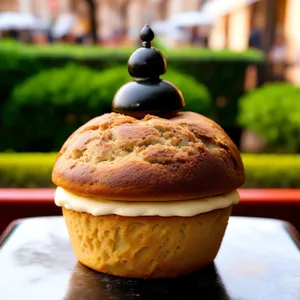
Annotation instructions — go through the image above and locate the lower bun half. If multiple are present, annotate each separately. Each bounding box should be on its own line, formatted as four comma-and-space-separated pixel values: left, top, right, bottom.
63, 206, 232, 278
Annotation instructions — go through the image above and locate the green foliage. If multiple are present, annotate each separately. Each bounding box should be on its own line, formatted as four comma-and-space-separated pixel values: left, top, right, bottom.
0, 153, 299, 188
2, 64, 108, 151
162, 69, 212, 115
0, 40, 41, 109
238, 83, 300, 153
1, 65, 211, 152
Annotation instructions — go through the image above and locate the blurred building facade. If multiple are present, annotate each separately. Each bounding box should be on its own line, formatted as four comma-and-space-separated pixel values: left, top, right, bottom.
0, 0, 69, 19
0, 0, 206, 41
95, 0, 206, 42
1, 0, 299, 83
1, 0, 299, 52
207, 0, 300, 84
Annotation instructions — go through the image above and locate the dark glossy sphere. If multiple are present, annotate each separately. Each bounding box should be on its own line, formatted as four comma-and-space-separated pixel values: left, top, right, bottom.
128, 47, 166, 78
112, 79, 185, 118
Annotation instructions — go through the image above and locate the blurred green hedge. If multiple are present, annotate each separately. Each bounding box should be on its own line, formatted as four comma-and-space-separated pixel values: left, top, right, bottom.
0, 153, 56, 188
1, 64, 211, 151
238, 83, 300, 153
242, 154, 300, 188
0, 40, 263, 130
0, 153, 299, 188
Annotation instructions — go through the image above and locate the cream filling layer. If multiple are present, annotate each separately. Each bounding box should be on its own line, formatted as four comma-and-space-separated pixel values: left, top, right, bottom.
55, 187, 239, 217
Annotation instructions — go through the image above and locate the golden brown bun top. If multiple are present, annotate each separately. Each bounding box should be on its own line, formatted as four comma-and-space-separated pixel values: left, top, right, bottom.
52, 112, 245, 201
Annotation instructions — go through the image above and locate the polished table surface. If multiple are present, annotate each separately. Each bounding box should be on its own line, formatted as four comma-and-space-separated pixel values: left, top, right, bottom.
0, 216, 299, 300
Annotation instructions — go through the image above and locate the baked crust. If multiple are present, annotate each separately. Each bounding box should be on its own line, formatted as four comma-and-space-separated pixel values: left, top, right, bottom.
63, 206, 232, 278
52, 112, 245, 200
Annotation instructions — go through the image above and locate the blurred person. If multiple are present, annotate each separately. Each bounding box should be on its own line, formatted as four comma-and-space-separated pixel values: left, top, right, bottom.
3, 29, 20, 40
190, 26, 200, 45
248, 27, 262, 50
189, 27, 209, 47
73, 15, 91, 44
269, 31, 288, 81
51, 12, 75, 43
269, 36, 287, 63
47, 16, 56, 43
19, 29, 33, 43
247, 27, 263, 87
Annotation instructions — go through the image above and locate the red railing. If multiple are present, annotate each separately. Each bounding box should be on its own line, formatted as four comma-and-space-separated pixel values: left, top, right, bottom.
1, 188, 300, 234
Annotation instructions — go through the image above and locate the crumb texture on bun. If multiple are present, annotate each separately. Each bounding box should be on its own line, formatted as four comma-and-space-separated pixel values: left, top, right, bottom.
63, 206, 232, 278
52, 112, 245, 200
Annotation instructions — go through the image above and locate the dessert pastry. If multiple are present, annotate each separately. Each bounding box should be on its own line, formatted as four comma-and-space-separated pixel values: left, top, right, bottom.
52, 25, 245, 278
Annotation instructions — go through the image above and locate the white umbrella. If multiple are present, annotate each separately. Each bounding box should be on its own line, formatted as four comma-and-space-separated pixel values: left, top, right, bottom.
0, 12, 39, 30
151, 20, 172, 35
51, 13, 74, 38
151, 20, 185, 37
169, 11, 215, 27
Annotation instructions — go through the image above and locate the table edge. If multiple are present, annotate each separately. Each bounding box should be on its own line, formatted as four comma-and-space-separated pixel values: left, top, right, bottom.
0, 219, 22, 247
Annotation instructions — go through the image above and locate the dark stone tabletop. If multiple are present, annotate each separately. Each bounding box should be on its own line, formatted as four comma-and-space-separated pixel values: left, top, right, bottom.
0, 216, 299, 300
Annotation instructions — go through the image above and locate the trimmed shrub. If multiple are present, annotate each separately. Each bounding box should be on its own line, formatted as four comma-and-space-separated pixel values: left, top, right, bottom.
0, 40, 263, 61
0, 40, 40, 110
0, 40, 263, 128
2, 64, 107, 151
1, 65, 211, 152
0, 153, 299, 188
238, 83, 300, 153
